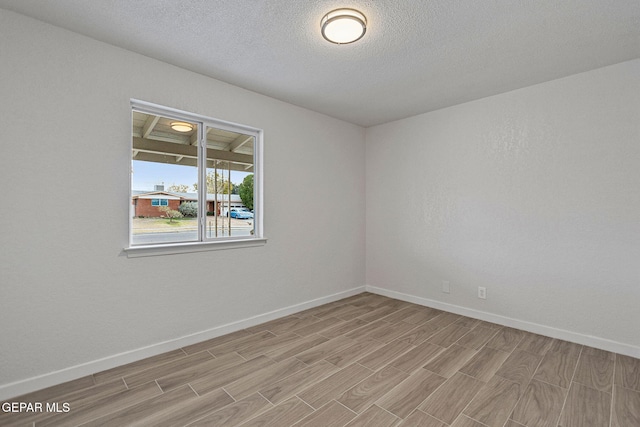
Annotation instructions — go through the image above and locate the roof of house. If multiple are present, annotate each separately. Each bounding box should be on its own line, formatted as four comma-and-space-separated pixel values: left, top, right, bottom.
132, 190, 243, 203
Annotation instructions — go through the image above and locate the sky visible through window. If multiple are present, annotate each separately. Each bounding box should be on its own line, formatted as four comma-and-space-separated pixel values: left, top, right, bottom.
132, 160, 250, 192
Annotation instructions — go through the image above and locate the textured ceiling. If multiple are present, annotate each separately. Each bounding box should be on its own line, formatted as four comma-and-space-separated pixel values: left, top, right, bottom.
1, 0, 638, 127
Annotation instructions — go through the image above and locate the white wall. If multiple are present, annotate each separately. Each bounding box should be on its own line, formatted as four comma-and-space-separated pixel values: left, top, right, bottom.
0, 9, 365, 394
367, 59, 640, 353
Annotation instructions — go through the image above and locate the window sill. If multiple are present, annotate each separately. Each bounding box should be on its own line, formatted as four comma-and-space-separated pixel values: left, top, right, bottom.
124, 238, 267, 258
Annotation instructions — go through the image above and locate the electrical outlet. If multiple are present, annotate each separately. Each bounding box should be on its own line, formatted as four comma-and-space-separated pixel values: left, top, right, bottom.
478, 287, 487, 299
442, 280, 450, 294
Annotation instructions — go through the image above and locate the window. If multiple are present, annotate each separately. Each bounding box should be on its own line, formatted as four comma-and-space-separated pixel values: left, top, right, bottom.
151, 199, 168, 207
127, 100, 264, 256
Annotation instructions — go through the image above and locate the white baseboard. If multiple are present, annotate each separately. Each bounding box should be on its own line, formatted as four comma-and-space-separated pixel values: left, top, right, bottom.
0, 286, 366, 401
367, 285, 640, 359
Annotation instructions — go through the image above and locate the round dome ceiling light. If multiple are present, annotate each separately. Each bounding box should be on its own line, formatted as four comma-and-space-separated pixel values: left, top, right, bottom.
321, 8, 367, 44
170, 122, 194, 132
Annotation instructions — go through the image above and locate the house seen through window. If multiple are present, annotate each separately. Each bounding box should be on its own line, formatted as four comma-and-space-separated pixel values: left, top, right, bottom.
130, 101, 262, 247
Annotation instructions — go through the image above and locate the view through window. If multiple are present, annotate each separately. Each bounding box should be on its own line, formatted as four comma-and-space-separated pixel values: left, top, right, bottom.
130, 102, 259, 246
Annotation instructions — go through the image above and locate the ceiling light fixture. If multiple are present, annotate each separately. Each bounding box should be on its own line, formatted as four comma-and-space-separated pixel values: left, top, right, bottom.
170, 122, 194, 132
321, 8, 367, 44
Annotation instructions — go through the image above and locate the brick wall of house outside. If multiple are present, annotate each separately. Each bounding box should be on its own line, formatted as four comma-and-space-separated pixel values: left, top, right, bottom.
208, 201, 221, 216
134, 199, 181, 217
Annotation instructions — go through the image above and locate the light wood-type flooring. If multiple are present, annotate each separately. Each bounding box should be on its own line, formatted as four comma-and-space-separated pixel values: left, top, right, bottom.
2, 293, 639, 426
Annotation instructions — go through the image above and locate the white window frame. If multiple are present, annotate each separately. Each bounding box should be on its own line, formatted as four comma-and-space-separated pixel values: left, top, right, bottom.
125, 99, 266, 257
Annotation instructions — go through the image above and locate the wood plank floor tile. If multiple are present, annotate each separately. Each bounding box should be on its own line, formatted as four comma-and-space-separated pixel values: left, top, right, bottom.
341, 293, 379, 307
208, 330, 277, 356
187, 392, 272, 427
265, 334, 329, 362
325, 339, 384, 368
1, 379, 128, 427
427, 312, 461, 328
422, 344, 478, 378
345, 320, 391, 340
330, 293, 372, 305
45, 378, 127, 411
337, 306, 374, 321
369, 294, 406, 307
390, 342, 444, 374
455, 326, 498, 350
224, 357, 308, 400
291, 400, 356, 427
612, 385, 640, 427
363, 321, 418, 343
510, 379, 567, 427
295, 336, 356, 365
376, 298, 415, 310
238, 396, 314, 427
246, 313, 314, 335
312, 303, 360, 319
257, 316, 322, 336
418, 372, 485, 424
582, 346, 616, 361
13, 375, 95, 403
319, 318, 369, 339
356, 340, 414, 370
37, 381, 163, 427
426, 324, 472, 348
93, 348, 186, 384
459, 347, 510, 382
344, 404, 400, 427
138, 388, 235, 427
573, 353, 614, 392
190, 355, 275, 396
258, 360, 338, 405
156, 351, 245, 392
381, 307, 424, 324
376, 369, 446, 419
454, 316, 481, 329
485, 327, 526, 353
495, 350, 543, 387
533, 350, 579, 389
558, 382, 611, 427
547, 339, 582, 358
290, 317, 345, 336
81, 386, 227, 427
0, 411, 42, 427
356, 305, 399, 323
238, 332, 303, 359
451, 416, 490, 427
182, 329, 252, 355
245, 314, 305, 333
297, 363, 373, 409
615, 354, 640, 392
475, 320, 504, 330
397, 410, 446, 426
7, 293, 636, 427
338, 365, 409, 413
516, 332, 554, 356
463, 375, 523, 427
394, 323, 442, 346
123, 350, 214, 388
402, 307, 444, 324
